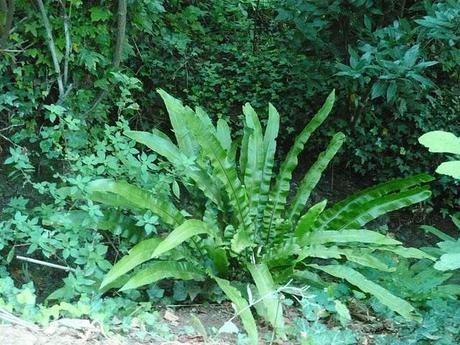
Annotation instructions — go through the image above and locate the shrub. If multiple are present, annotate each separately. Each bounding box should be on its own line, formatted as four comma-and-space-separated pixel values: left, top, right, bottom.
419, 131, 460, 272
87, 91, 433, 343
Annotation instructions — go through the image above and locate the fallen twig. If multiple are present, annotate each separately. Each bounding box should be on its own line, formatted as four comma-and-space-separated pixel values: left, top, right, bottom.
16, 255, 76, 272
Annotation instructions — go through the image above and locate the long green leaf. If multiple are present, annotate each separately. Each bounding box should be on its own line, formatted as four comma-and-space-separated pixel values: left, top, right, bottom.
310, 264, 420, 321
263, 90, 336, 236
327, 187, 431, 230
258, 104, 280, 226
340, 249, 395, 272
125, 130, 184, 165
315, 174, 433, 231
184, 110, 254, 253
87, 179, 185, 226
239, 122, 251, 180
420, 225, 455, 242
157, 89, 199, 157
287, 132, 345, 224
305, 230, 401, 246
376, 246, 435, 260
152, 219, 211, 258
121, 261, 205, 291
216, 118, 232, 153
89, 191, 139, 209
247, 263, 285, 336
101, 238, 161, 289
243, 103, 265, 229
298, 246, 394, 271
214, 277, 258, 345
125, 130, 223, 207
294, 200, 328, 238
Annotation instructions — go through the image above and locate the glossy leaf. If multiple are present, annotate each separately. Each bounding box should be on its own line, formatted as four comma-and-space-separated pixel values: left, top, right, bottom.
184, 106, 254, 253
87, 179, 185, 226
309, 264, 420, 321
419, 131, 460, 154
330, 187, 431, 230
157, 89, 199, 157
242, 103, 265, 228
305, 230, 401, 246
101, 238, 161, 289
294, 200, 328, 238
263, 90, 336, 236
126, 129, 223, 208
152, 219, 211, 258
214, 277, 258, 345
121, 261, 205, 291
247, 263, 285, 336
436, 161, 460, 179
287, 132, 345, 224
315, 174, 433, 230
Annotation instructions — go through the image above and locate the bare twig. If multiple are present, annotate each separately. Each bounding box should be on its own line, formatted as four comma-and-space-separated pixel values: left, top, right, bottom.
0, 132, 20, 147
16, 255, 76, 272
0, 124, 21, 131
36, 0, 65, 99
0, 48, 23, 53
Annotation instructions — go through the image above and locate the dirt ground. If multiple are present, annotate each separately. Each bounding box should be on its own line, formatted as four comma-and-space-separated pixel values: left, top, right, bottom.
0, 305, 239, 345
0, 320, 231, 345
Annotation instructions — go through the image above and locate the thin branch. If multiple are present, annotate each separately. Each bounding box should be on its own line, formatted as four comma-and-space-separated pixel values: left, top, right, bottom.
400, 0, 407, 18
113, 0, 126, 69
36, 0, 65, 99
16, 255, 76, 272
84, 0, 127, 116
58, 0, 71, 88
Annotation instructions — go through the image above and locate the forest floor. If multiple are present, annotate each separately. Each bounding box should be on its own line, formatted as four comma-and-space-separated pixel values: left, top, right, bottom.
0, 304, 237, 345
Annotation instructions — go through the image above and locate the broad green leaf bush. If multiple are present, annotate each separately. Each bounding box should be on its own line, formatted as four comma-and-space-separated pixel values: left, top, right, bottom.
88, 91, 434, 342
419, 131, 460, 180
419, 130, 460, 272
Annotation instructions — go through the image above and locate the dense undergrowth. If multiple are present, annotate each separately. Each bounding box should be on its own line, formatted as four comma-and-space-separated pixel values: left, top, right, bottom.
1, 1, 460, 344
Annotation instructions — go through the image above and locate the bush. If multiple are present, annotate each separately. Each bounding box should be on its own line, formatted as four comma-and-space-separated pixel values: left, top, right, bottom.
87, 91, 434, 342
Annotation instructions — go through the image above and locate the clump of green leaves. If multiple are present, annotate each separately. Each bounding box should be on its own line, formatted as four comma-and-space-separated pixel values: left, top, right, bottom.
87, 91, 433, 343
419, 131, 460, 180
419, 131, 460, 271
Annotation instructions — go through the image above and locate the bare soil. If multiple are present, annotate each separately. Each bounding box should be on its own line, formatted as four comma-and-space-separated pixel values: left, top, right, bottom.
0, 305, 239, 345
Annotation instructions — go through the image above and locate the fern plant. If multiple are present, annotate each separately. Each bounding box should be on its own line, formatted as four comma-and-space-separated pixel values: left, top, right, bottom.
87, 90, 433, 343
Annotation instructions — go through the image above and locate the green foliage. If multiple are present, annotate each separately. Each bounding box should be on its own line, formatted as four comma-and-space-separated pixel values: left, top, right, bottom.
419, 131, 460, 180
1, 0, 460, 342
374, 299, 460, 345
276, 0, 460, 208
87, 91, 433, 341
419, 130, 460, 271
0, 275, 172, 338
